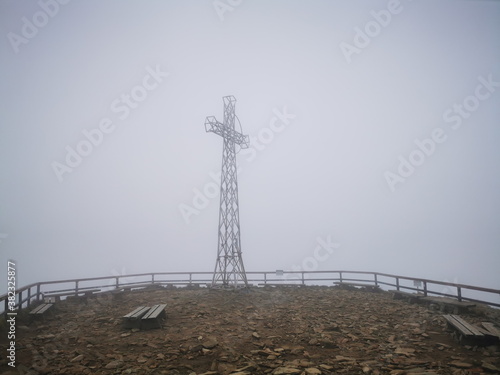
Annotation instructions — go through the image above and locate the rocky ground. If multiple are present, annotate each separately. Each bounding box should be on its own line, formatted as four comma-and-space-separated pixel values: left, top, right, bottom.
1, 285, 499, 375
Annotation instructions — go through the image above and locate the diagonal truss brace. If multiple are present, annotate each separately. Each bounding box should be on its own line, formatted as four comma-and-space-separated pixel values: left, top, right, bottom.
205, 95, 249, 289
205, 117, 250, 148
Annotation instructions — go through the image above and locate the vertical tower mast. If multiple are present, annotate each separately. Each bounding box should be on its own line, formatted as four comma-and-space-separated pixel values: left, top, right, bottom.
205, 96, 249, 288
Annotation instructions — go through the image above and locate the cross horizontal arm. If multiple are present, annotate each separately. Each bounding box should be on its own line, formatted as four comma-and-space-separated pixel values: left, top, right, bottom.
205, 116, 250, 148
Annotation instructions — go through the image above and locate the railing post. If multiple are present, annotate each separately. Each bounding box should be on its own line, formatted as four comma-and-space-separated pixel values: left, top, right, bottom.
189, 273, 192, 286
75, 280, 79, 296
374, 274, 378, 287
115, 277, 119, 289
301, 272, 305, 285
37, 284, 41, 302
423, 281, 427, 297
457, 286, 462, 302
264, 273, 267, 285
18, 290, 22, 311
339, 272, 343, 283
396, 277, 400, 291
152, 274, 155, 284
27, 288, 32, 308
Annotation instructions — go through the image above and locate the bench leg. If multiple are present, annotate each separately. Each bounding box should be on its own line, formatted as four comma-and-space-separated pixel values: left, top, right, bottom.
141, 318, 162, 330
123, 319, 142, 330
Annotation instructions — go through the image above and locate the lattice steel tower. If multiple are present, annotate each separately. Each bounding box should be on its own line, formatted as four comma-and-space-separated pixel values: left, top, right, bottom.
205, 96, 249, 288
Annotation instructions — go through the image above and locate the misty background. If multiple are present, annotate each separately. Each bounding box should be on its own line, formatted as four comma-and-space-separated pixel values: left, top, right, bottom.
0, 1, 499, 297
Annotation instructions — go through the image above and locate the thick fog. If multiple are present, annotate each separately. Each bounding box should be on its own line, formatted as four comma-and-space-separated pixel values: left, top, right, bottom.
1, 1, 499, 296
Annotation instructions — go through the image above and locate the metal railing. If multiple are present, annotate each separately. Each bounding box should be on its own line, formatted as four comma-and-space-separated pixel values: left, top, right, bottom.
2, 270, 499, 315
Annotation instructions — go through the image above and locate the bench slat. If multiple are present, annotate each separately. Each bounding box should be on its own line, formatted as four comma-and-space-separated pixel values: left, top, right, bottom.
451, 315, 484, 336
334, 282, 381, 293
482, 322, 500, 338
30, 303, 53, 315
44, 288, 101, 296
123, 306, 150, 319
443, 315, 471, 336
122, 306, 151, 329
141, 304, 167, 330
38, 304, 53, 314
143, 304, 167, 320
30, 304, 45, 314
443, 315, 483, 337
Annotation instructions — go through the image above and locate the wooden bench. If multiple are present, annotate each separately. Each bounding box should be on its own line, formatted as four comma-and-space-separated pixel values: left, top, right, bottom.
123, 306, 150, 329
334, 282, 381, 292
141, 304, 167, 330
117, 283, 158, 292
422, 296, 475, 314
29, 303, 53, 318
44, 288, 101, 302
443, 314, 487, 345
481, 322, 500, 343
258, 283, 304, 287
391, 290, 422, 303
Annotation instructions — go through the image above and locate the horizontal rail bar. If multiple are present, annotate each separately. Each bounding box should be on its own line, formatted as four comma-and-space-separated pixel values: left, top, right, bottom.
2, 270, 499, 315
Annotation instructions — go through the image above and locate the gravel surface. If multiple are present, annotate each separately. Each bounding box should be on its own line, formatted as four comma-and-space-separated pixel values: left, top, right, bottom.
1, 285, 499, 374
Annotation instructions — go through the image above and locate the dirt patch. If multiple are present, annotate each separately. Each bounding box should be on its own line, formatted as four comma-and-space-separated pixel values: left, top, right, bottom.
1, 286, 499, 374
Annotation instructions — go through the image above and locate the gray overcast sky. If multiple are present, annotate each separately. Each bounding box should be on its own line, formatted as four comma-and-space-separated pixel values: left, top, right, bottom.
1, 0, 499, 295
